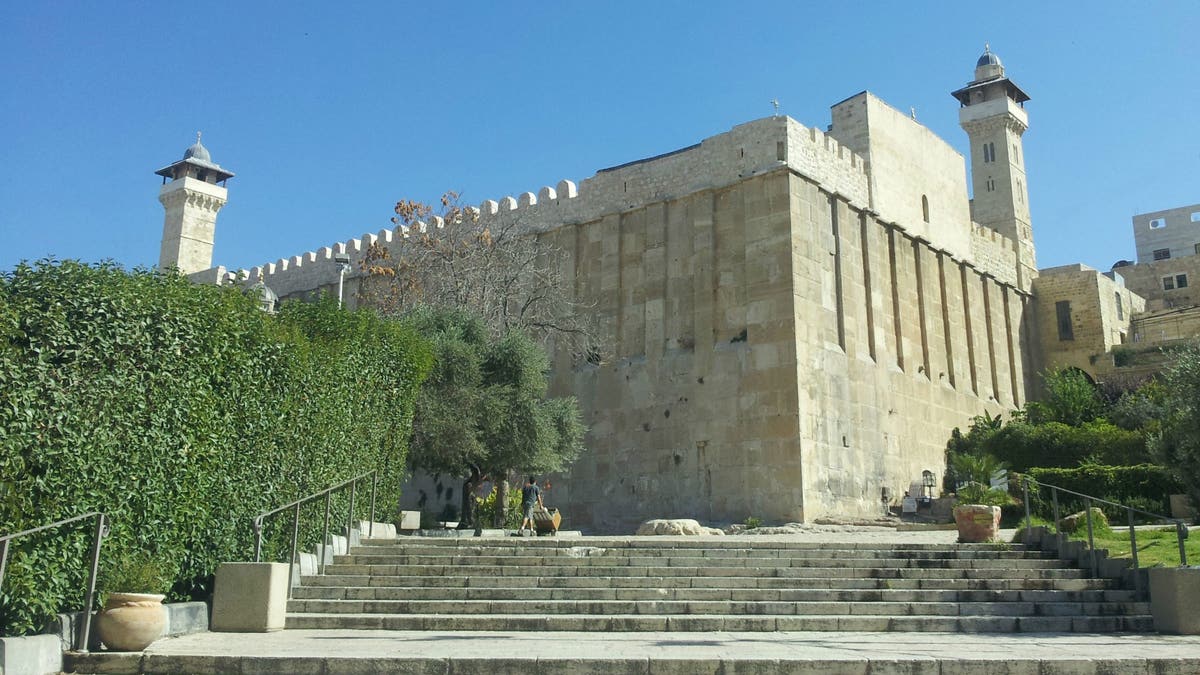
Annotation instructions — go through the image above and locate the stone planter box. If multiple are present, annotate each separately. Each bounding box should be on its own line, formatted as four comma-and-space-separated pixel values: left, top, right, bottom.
1149, 566, 1200, 634
953, 505, 1001, 543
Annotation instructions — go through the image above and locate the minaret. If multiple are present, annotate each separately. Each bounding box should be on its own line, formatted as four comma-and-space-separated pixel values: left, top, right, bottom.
952, 45, 1036, 291
155, 133, 234, 275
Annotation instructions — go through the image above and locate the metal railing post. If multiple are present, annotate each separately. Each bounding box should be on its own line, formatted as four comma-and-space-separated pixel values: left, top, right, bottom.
253, 517, 264, 563
1178, 520, 1189, 566
347, 481, 357, 538
1128, 507, 1141, 598
320, 491, 332, 575
1022, 476, 1032, 545
1085, 498, 1097, 578
1052, 488, 1062, 560
287, 502, 300, 600
369, 472, 377, 539
0, 539, 9, 594
77, 513, 107, 653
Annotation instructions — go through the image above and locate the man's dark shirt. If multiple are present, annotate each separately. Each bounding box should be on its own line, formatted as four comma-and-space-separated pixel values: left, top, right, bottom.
522, 483, 541, 506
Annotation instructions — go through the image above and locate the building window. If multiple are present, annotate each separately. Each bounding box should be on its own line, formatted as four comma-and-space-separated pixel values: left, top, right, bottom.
1177, 274, 1189, 289
1150, 218, 1166, 229
1194, 243, 1200, 255
986, 177, 994, 192
1055, 301, 1074, 341
922, 195, 929, 223
1191, 212, 1200, 222
1153, 248, 1171, 261
1164, 276, 1176, 290
1115, 293, 1123, 320
1012, 144, 1019, 164
983, 142, 996, 163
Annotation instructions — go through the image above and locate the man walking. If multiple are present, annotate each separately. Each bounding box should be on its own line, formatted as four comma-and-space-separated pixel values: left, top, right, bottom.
519, 476, 542, 536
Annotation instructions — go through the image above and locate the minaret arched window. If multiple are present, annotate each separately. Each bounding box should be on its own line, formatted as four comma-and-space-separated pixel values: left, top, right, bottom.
922, 195, 930, 223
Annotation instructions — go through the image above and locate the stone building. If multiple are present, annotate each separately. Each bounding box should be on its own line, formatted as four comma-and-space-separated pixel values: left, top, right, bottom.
162, 49, 1126, 532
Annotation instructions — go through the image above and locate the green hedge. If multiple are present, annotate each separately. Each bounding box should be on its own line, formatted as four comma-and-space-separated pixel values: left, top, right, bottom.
976, 420, 1149, 471
0, 260, 432, 635
1025, 464, 1183, 522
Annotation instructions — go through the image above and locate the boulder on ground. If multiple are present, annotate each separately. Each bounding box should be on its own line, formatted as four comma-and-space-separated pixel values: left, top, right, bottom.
635, 519, 724, 536
1057, 507, 1108, 534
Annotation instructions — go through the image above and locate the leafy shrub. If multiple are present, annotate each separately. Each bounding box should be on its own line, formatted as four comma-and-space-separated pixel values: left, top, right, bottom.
1025, 464, 1181, 523
744, 516, 762, 530
0, 260, 432, 635
1149, 343, 1200, 522
97, 549, 176, 602
974, 420, 1148, 471
475, 484, 522, 530
955, 483, 1012, 507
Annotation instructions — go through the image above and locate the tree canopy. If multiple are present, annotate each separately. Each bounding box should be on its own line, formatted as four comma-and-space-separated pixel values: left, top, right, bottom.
359, 191, 597, 355
403, 306, 585, 526
1149, 345, 1200, 513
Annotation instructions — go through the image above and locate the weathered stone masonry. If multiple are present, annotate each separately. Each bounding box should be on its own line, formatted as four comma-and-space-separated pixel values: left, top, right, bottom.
179, 51, 1044, 532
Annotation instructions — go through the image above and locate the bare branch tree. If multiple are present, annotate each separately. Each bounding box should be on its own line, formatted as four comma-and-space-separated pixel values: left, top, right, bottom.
358, 191, 599, 357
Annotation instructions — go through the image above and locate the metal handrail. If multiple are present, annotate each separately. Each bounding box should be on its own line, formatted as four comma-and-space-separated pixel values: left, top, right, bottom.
1020, 476, 1188, 598
0, 512, 108, 652
251, 470, 377, 598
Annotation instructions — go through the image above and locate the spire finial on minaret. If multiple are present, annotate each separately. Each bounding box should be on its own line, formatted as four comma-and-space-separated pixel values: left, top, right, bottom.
984, 42, 990, 54
196, 131, 202, 144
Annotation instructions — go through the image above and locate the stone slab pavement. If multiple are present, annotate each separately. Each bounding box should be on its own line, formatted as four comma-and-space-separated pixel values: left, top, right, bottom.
66, 629, 1200, 674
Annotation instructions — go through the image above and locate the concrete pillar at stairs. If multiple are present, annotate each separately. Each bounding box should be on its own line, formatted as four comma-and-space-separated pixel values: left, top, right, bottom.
212, 563, 289, 632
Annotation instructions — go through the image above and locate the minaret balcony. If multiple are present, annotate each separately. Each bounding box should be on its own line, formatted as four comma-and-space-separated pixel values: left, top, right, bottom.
959, 96, 1028, 129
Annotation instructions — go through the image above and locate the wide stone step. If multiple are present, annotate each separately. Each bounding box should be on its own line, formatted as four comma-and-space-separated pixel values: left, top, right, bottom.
292, 585, 1137, 603
351, 545, 1051, 560
285, 612, 1155, 633
288, 598, 1149, 618
302, 573, 1116, 591
354, 539, 1030, 551
337, 554, 1070, 569
319, 563, 1089, 580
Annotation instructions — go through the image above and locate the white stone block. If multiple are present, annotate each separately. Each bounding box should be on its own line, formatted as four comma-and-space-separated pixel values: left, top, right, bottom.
212, 563, 289, 632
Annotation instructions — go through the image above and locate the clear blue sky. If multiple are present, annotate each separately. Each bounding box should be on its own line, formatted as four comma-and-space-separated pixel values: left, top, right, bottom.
1, 2, 1196, 275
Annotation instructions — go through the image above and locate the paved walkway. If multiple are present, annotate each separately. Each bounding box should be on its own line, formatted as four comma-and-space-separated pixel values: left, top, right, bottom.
69, 629, 1200, 674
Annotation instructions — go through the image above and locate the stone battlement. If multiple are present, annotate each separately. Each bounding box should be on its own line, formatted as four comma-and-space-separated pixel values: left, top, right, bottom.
214, 115, 873, 297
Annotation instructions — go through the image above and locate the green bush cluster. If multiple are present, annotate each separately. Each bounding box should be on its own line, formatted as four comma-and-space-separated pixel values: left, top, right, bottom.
0, 260, 431, 635
951, 419, 1147, 473
1025, 464, 1182, 523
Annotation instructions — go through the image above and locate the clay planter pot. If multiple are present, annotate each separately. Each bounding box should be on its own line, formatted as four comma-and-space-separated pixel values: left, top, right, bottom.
953, 504, 1001, 543
96, 592, 166, 651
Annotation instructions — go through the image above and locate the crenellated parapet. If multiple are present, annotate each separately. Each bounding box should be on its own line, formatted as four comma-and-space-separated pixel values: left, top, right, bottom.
969, 222, 1019, 286
202, 115, 875, 298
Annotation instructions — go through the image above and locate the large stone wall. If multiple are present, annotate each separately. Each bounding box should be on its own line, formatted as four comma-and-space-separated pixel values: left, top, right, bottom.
1111, 256, 1200, 312
537, 162, 1031, 531
190, 107, 1035, 532
829, 92, 974, 263
1030, 265, 1142, 378
1132, 203, 1200, 264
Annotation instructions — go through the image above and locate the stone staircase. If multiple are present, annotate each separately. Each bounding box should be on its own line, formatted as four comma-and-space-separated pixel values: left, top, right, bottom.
286, 537, 1153, 633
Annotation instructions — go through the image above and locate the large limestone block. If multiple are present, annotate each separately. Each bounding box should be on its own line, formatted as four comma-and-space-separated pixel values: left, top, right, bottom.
212, 562, 289, 632
952, 505, 1001, 543
399, 511, 421, 531
1149, 567, 1200, 634
634, 519, 724, 536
